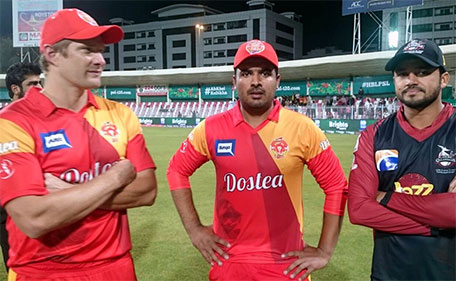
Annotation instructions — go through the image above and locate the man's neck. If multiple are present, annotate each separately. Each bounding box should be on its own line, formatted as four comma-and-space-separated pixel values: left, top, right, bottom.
240, 103, 274, 128
403, 100, 444, 130
42, 75, 88, 112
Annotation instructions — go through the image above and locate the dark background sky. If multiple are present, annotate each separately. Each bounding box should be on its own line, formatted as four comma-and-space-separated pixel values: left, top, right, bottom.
0, 0, 379, 55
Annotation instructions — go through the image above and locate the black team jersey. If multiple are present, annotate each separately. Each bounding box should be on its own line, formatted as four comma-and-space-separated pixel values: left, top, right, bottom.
349, 103, 456, 281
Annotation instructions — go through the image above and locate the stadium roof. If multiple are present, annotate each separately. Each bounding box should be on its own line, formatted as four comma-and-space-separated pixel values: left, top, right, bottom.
98, 44, 456, 86
0, 44, 454, 87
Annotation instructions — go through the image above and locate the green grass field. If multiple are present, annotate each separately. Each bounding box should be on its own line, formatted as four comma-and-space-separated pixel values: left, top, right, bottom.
0, 128, 373, 281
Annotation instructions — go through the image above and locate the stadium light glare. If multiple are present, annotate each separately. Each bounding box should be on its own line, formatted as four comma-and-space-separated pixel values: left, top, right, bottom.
388, 31, 399, 48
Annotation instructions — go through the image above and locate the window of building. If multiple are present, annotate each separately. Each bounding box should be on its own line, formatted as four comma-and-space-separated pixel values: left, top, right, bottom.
276, 50, 293, 60
148, 44, 155, 49
227, 20, 247, 29
435, 37, 453, 45
435, 6, 453, 16
435, 22, 453, 31
124, 56, 136, 63
253, 19, 260, 39
276, 36, 294, 48
203, 51, 212, 59
214, 51, 226, 58
214, 36, 226, 44
389, 12, 398, 29
276, 22, 294, 35
124, 32, 135, 39
213, 23, 225, 31
203, 24, 212, 32
412, 8, 433, 18
137, 43, 146, 50
137, 55, 147, 62
147, 31, 155, 37
148, 56, 156, 62
172, 53, 186, 60
204, 38, 212, 45
103, 46, 110, 53
136, 31, 146, 38
227, 34, 247, 43
173, 65, 186, 69
213, 63, 226, 66
203, 64, 212, 67
413, 23, 433, 33
105, 58, 110, 64
123, 44, 135, 51
124, 68, 136, 70
227, 49, 237, 57
173, 40, 186, 48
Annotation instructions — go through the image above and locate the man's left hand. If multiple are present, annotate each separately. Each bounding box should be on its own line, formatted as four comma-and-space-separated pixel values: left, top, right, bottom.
282, 245, 330, 281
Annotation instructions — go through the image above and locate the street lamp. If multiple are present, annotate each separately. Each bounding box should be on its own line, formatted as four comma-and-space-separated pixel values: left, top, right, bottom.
195, 24, 204, 67
388, 31, 398, 48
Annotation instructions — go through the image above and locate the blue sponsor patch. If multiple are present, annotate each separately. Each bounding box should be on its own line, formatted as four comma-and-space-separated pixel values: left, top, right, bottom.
215, 139, 235, 156
375, 149, 398, 171
40, 129, 72, 153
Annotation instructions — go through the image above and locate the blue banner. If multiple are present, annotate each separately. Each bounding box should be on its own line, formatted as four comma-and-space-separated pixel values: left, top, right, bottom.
342, 0, 423, 16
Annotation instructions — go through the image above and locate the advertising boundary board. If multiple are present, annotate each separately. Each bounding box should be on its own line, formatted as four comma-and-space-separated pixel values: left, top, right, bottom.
140, 117, 377, 134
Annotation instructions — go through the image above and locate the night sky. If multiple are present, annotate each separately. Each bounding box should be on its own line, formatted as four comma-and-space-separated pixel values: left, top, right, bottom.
0, 0, 379, 55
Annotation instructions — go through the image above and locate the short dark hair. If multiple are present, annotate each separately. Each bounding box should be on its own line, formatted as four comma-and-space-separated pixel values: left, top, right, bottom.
5, 63, 42, 99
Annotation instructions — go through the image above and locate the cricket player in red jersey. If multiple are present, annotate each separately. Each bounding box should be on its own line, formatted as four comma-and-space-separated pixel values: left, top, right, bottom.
167, 39, 348, 281
0, 9, 157, 280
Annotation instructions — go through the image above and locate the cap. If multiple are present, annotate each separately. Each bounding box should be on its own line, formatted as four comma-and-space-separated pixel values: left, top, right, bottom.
40, 8, 124, 52
233, 39, 279, 69
385, 39, 446, 72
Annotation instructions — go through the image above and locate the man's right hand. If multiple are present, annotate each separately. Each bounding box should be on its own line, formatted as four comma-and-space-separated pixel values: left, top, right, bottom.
188, 224, 230, 266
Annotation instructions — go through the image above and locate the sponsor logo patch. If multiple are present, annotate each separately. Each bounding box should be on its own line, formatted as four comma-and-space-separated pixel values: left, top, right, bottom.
394, 173, 434, 196
215, 139, 235, 156
375, 149, 398, 171
270, 137, 289, 159
0, 159, 15, 180
0, 141, 18, 155
40, 130, 72, 153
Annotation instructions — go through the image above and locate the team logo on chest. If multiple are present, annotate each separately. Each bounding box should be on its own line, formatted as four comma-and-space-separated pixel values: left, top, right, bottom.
270, 137, 289, 159
100, 122, 120, 143
435, 145, 456, 168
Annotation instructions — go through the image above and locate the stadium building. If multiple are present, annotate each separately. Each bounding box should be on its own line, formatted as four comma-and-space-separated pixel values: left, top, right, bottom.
103, 0, 303, 71
381, 0, 456, 50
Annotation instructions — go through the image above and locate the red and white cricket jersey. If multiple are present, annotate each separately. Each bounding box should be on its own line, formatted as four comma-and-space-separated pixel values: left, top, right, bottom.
0, 87, 155, 271
168, 100, 347, 263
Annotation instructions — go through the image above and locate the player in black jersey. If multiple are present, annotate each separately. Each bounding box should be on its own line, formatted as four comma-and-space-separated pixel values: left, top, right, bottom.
348, 39, 455, 280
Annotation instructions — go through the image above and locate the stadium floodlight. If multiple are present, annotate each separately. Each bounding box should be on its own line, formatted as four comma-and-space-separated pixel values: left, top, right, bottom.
388, 31, 398, 48
195, 24, 204, 30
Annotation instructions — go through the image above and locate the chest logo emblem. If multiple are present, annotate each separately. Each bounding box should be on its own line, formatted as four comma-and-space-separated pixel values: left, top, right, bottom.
101, 122, 120, 143
435, 145, 456, 168
270, 137, 289, 159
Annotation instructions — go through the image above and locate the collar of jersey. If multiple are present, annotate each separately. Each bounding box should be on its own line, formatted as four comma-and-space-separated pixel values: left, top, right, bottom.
232, 99, 281, 127
397, 102, 454, 141
27, 87, 100, 117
